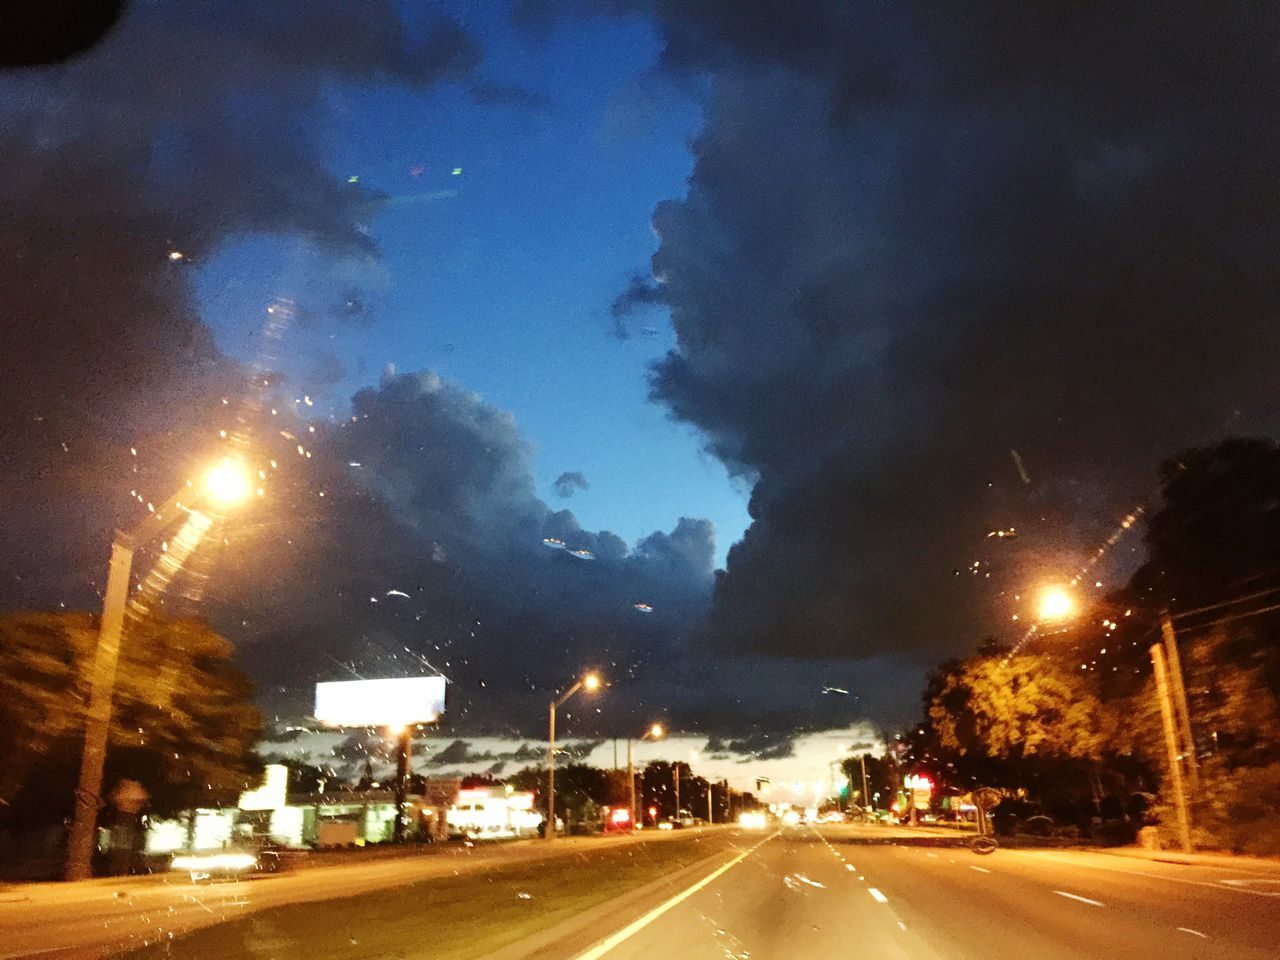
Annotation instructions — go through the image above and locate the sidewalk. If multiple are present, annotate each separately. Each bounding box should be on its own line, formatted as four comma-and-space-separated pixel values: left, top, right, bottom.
1092, 845, 1280, 871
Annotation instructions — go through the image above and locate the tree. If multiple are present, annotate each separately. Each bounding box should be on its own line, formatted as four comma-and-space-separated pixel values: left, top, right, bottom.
0, 611, 263, 827
1135, 438, 1280, 608
841, 752, 897, 811
928, 654, 1110, 763
507, 763, 627, 824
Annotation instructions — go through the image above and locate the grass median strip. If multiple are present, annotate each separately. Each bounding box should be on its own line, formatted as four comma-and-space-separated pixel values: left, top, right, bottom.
124, 834, 735, 960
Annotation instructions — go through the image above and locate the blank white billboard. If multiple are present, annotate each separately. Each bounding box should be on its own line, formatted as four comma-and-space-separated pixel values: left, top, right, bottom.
314, 676, 447, 727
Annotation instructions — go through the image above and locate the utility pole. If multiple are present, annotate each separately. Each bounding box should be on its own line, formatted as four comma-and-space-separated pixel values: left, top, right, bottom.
627, 738, 636, 827
65, 537, 134, 880
860, 755, 872, 816
707, 783, 714, 824
673, 764, 680, 820
1151, 642, 1193, 852
1161, 614, 1200, 794
546, 700, 557, 839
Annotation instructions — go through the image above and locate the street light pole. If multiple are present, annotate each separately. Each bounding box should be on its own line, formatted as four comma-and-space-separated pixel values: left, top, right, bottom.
628, 724, 663, 829
546, 672, 600, 841
64, 459, 253, 880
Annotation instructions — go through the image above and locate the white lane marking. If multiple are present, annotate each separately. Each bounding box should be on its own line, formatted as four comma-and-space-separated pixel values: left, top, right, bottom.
868, 887, 889, 903
897, 921, 907, 931
793, 874, 825, 889
572, 833, 775, 960
1219, 879, 1280, 896
845, 864, 855, 872
926, 852, 938, 858
969, 865, 991, 874
1054, 890, 1105, 907
1010, 851, 1280, 899
1176, 927, 1209, 939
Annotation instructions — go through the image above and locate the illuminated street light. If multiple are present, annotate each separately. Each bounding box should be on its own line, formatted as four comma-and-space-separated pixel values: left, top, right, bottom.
1027, 584, 1197, 852
65, 456, 256, 880
1037, 586, 1075, 622
629, 721, 666, 828
546, 671, 603, 840
204, 457, 252, 507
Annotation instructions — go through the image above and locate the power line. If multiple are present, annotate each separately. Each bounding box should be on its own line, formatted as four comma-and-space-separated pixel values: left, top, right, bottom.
1170, 584, 1280, 621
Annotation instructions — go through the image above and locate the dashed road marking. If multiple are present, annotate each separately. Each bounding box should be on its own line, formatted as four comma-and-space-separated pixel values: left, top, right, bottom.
1176, 928, 1209, 939
868, 888, 889, 904
969, 865, 991, 874
1054, 890, 1104, 907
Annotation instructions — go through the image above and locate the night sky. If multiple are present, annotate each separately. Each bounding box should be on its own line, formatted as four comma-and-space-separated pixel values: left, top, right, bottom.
1, 3, 1277, 777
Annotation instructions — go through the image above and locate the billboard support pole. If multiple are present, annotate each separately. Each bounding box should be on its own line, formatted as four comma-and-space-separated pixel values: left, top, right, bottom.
393, 725, 411, 842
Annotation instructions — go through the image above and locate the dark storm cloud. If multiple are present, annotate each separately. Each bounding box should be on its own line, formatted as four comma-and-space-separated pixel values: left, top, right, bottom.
553, 471, 590, 499
0, 2, 480, 619
0, 2, 911, 743
564, 2, 1280, 660
218, 369, 751, 735
610, 274, 668, 339
0, 1, 476, 500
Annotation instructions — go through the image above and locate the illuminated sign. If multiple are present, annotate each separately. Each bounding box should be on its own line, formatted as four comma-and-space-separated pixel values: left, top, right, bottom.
314, 676, 446, 727
238, 764, 288, 811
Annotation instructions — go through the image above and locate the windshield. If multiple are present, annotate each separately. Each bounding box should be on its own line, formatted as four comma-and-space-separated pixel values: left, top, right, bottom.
1, 4, 1278, 960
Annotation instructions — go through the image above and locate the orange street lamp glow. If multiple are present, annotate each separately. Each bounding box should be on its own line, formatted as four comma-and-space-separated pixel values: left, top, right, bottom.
583, 672, 602, 692
1038, 586, 1075, 622
649, 723, 665, 739
204, 458, 252, 507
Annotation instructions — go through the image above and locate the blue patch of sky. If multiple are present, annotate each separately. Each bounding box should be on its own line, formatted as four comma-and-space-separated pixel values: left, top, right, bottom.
194, 7, 750, 565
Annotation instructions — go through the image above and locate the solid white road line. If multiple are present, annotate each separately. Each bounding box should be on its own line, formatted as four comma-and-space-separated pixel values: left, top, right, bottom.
1176, 927, 1209, 939
1053, 890, 1105, 907
573, 833, 776, 960
868, 887, 889, 903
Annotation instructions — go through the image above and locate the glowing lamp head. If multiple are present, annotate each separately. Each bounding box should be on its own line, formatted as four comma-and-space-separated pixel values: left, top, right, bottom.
1038, 586, 1075, 622
649, 724, 665, 739
582, 672, 601, 692
204, 458, 252, 507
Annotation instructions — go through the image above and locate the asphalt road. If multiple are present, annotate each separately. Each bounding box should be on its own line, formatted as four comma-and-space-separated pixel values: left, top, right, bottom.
0, 830, 716, 959
571, 824, 1280, 960
6, 824, 1280, 959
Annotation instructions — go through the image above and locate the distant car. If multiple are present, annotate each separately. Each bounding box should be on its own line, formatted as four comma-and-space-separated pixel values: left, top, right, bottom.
170, 848, 269, 880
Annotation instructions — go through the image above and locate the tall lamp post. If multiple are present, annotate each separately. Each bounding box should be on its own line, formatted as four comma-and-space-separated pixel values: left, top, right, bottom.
546, 671, 601, 840
65, 457, 254, 880
627, 724, 664, 828
1035, 585, 1198, 852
